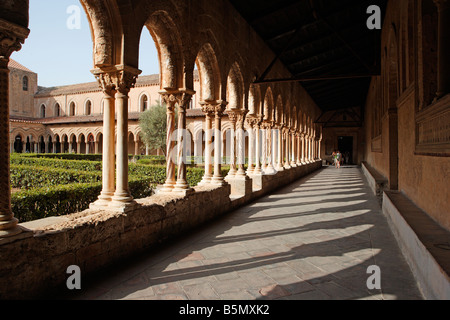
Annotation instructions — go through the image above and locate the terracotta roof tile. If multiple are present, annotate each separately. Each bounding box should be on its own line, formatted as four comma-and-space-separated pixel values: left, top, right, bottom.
8, 59, 35, 73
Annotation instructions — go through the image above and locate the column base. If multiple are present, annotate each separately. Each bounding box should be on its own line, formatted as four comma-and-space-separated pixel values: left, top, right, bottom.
252, 167, 262, 175
263, 165, 277, 175
211, 176, 227, 186
171, 187, 195, 196
0, 225, 33, 245
225, 173, 236, 182
172, 178, 194, 194
0, 218, 22, 238
157, 181, 176, 193
197, 174, 213, 186
90, 192, 114, 209
109, 198, 139, 213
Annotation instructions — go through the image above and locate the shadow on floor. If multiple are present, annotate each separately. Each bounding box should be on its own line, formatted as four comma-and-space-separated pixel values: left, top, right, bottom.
51, 166, 422, 300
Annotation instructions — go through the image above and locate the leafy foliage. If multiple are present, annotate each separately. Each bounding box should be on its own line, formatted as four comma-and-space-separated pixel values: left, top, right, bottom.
139, 101, 172, 156
10, 155, 232, 223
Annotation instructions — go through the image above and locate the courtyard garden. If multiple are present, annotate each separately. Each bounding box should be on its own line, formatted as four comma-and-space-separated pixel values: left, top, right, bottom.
10, 153, 230, 223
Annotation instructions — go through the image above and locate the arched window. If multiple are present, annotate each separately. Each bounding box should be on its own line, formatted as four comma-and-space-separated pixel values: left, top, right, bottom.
69, 102, 76, 116
85, 100, 92, 115
141, 94, 149, 112
40, 105, 46, 118
22, 76, 28, 91
55, 103, 61, 117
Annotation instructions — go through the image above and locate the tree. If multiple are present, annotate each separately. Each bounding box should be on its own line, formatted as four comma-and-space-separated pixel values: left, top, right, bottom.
139, 101, 169, 156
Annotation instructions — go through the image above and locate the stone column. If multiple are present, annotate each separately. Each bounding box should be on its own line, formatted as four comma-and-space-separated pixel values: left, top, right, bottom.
434, 0, 450, 98
304, 135, 309, 162
246, 117, 256, 175
199, 102, 215, 185
284, 128, 291, 169
260, 125, 267, 172
173, 90, 195, 194
110, 67, 140, 212
263, 121, 275, 174
159, 92, 178, 192
314, 139, 318, 160
0, 20, 29, 238
308, 136, 312, 162
226, 110, 238, 179
300, 134, 305, 163
318, 139, 322, 160
134, 139, 139, 156
296, 132, 301, 165
212, 101, 227, 186
253, 116, 263, 174
276, 124, 284, 171
236, 109, 248, 177
94, 140, 99, 155
91, 71, 116, 208
290, 130, 297, 167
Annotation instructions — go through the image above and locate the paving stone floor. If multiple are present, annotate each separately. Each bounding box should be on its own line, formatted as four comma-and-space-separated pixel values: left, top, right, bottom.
70, 166, 423, 300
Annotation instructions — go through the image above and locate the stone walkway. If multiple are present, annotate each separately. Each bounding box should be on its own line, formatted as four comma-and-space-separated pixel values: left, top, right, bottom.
69, 166, 423, 300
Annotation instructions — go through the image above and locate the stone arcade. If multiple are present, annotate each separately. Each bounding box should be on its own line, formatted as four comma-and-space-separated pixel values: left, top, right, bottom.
0, 0, 449, 300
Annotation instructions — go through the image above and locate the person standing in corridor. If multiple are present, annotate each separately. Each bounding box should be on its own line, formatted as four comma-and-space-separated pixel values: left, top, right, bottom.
336, 150, 342, 169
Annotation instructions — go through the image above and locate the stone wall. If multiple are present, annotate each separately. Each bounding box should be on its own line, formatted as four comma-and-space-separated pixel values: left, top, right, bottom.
363, 0, 450, 231
9, 66, 37, 118
0, 161, 321, 300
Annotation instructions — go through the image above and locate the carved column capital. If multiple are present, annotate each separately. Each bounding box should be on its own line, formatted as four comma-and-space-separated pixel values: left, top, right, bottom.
227, 108, 248, 124
214, 100, 227, 117
175, 89, 195, 110
261, 120, 272, 130
200, 102, 216, 117
246, 115, 258, 128
227, 109, 239, 123
237, 109, 248, 127
0, 20, 29, 67
92, 65, 141, 96
159, 91, 178, 112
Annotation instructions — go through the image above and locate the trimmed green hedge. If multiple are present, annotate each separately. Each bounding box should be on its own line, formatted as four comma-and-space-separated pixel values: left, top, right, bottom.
12, 182, 103, 222
11, 156, 103, 172
10, 164, 102, 190
11, 177, 155, 223
10, 155, 233, 223
17, 153, 104, 162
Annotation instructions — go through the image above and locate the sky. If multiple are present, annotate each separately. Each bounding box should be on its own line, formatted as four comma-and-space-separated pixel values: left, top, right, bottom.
12, 0, 159, 88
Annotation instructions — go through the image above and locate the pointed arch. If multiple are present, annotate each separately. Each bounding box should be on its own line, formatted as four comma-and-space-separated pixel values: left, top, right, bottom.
144, 11, 184, 90
226, 62, 245, 110
248, 83, 261, 116
263, 87, 274, 121
195, 42, 221, 102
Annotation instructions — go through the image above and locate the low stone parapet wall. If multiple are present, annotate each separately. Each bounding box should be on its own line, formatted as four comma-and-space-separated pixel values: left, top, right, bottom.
0, 161, 322, 299
361, 161, 388, 206
383, 191, 450, 300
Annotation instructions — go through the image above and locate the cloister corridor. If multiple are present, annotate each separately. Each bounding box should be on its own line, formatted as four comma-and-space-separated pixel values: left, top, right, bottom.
55, 166, 423, 301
